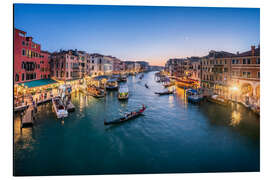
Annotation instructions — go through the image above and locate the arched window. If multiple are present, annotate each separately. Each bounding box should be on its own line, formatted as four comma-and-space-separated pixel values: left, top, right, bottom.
15, 74, 19, 82
22, 49, 26, 56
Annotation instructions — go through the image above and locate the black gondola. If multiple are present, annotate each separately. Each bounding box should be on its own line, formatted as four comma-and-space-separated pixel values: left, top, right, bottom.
145, 84, 149, 88
104, 105, 146, 125
155, 91, 174, 95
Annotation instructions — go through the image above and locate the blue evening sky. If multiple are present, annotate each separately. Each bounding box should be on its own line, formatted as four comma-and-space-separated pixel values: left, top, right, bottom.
14, 4, 260, 66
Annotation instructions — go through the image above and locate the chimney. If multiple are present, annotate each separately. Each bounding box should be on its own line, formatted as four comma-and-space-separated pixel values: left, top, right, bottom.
251, 45, 255, 56
236, 51, 239, 55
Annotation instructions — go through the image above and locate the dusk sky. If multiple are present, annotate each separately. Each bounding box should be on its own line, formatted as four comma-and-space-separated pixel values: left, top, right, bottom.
14, 4, 260, 66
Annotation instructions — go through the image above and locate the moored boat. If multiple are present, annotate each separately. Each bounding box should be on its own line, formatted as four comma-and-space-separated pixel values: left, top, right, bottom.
119, 75, 127, 82
188, 95, 203, 103
52, 97, 68, 118
104, 105, 146, 125
118, 85, 129, 100
207, 95, 228, 106
145, 83, 149, 88
106, 78, 118, 90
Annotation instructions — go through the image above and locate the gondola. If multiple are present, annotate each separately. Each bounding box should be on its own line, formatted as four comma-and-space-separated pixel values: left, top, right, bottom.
145, 83, 149, 88
155, 91, 174, 95
104, 105, 146, 125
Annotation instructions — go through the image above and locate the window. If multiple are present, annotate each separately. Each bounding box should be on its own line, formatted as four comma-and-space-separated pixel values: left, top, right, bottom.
225, 59, 227, 64
247, 72, 251, 78
224, 68, 228, 72
243, 59, 246, 64
22, 73, 24, 81
242, 72, 246, 77
258, 72, 260, 78
15, 74, 19, 82
247, 59, 251, 64
256, 58, 260, 64
220, 60, 222, 64
66, 72, 69, 78
22, 49, 26, 56
22, 41, 25, 46
232, 59, 235, 64
236, 59, 239, 64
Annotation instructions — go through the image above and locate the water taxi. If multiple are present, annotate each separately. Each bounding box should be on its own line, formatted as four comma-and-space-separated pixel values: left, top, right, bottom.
207, 95, 228, 106
106, 78, 118, 90
118, 85, 129, 100
186, 89, 203, 103
52, 97, 68, 118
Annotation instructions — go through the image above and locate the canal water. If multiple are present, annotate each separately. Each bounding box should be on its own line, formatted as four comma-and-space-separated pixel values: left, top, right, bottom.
14, 71, 260, 176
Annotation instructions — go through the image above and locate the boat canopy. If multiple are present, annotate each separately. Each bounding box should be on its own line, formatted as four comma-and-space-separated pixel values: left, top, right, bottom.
93, 75, 109, 81
119, 85, 129, 93
107, 78, 118, 82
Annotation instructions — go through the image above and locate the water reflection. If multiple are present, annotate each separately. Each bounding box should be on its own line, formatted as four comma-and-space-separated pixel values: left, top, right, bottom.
231, 110, 241, 127
14, 114, 35, 152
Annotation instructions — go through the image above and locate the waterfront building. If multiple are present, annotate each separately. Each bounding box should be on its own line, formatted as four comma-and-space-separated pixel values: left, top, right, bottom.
200, 50, 235, 97
165, 58, 185, 77
136, 61, 150, 72
190, 60, 201, 81
14, 28, 51, 84
50, 49, 87, 81
134, 62, 141, 72
89, 54, 113, 76
229, 45, 260, 106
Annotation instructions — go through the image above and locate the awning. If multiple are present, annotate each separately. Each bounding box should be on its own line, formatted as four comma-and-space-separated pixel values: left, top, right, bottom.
18, 79, 58, 88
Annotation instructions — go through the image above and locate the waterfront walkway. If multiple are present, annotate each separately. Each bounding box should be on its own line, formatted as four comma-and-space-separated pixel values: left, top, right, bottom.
21, 105, 35, 128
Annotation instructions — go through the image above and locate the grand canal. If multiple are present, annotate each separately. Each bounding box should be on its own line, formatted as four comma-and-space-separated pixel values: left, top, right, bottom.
14, 71, 260, 176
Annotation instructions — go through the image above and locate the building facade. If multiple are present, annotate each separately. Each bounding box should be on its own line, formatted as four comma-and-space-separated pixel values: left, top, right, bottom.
50, 49, 87, 81
14, 28, 51, 84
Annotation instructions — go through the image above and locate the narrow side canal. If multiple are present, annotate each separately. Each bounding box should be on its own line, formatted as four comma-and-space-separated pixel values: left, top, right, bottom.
14, 71, 260, 176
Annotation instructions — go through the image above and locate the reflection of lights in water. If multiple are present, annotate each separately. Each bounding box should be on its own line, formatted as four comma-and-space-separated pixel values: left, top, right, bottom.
168, 95, 174, 107
230, 110, 241, 127
14, 116, 35, 151
175, 87, 188, 105
61, 120, 65, 125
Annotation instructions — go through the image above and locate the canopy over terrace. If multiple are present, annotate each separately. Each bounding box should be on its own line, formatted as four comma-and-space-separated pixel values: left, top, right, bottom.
18, 79, 58, 88
16, 79, 59, 97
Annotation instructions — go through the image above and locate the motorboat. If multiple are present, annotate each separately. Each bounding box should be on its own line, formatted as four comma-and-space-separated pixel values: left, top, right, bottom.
118, 85, 129, 100
106, 78, 118, 90
52, 97, 68, 118
207, 94, 228, 106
